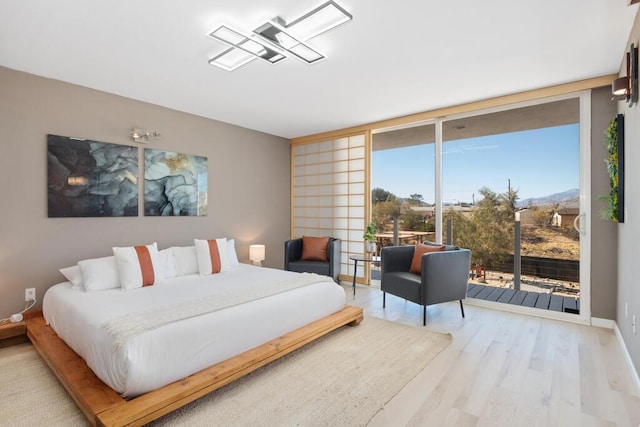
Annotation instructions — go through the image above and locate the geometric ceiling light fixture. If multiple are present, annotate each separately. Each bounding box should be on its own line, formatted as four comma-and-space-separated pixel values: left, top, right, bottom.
254, 19, 325, 64
208, 25, 287, 71
208, 47, 256, 72
283, 0, 353, 41
207, 1, 352, 71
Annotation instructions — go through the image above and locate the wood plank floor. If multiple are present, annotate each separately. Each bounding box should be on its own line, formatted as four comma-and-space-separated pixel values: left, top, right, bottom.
467, 284, 581, 313
345, 283, 640, 426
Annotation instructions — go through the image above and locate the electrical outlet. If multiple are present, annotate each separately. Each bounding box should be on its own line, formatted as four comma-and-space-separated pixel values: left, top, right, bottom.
25, 288, 35, 302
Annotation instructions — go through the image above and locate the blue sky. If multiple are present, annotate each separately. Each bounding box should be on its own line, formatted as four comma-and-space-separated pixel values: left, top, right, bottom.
372, 124, 579, 204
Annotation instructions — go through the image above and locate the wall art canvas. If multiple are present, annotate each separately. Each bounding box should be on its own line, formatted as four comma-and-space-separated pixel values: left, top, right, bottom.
47, 134, 138, 217
144, 148, 208, 216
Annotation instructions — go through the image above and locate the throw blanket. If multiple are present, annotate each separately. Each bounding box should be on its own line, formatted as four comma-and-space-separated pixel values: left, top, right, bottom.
103, 273, 332, 351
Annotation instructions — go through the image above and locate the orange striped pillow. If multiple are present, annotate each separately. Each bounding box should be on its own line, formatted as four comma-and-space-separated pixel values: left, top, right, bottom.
194, 238, 230, 275
410, 244, 445, 274
113, 243, 161, 290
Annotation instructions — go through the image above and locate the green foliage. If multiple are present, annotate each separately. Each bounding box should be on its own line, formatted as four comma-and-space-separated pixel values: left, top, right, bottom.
599, 117, 619, 222
372, 187, 394, 204
372, 197, 402, 227
400, 208, 427, 231
531, 208, 551, 227
363, 222, 377, 241
445, 187, 517, 266
408, 194, 424, 205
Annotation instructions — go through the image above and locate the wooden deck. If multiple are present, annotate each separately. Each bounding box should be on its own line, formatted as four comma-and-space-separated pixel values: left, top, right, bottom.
466, 283, 580, 313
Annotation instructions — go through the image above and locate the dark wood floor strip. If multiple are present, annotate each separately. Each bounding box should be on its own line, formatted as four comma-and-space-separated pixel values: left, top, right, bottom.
475, 286, 496, 300
466, 285, 484, 298
467, 284, 580, 313
535, 294, 551, 309
521, 292, 539, 307
497, 289, 516, 303
486, 287, 506, 302
509, 290, 528, 306
549, 295, 564, 312
563, 297, 577, 311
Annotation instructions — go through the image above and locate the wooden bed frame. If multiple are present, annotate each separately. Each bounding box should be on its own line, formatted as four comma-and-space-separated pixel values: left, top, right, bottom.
26, 305, 363, 427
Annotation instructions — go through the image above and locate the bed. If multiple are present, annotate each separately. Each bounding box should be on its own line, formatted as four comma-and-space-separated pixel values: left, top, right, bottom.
29, 258, 363, 426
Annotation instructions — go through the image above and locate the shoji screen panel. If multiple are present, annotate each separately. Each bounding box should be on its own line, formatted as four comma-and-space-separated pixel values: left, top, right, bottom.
292, 134, 367, 281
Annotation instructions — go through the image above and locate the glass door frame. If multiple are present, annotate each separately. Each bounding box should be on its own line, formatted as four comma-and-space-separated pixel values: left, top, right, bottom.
431, 91, 591, 324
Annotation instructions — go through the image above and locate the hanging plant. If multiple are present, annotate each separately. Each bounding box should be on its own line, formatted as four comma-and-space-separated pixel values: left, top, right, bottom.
599, 117, 619, 222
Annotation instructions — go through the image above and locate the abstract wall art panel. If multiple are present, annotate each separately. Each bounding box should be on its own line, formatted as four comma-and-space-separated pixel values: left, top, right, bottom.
47, 134, 139, 217
144, 148, 208, 216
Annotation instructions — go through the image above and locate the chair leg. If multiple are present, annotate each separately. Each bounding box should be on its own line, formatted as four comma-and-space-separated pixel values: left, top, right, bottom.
382, 292, 386, 308
459, 300, 465, 318
423, 305, 426, 326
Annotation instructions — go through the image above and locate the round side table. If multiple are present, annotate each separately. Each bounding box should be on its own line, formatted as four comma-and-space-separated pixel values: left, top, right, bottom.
349, 254, 380, 296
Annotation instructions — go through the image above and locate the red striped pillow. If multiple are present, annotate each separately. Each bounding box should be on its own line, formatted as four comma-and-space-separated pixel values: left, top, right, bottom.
113, 243, 161, 290
194, 238, 230, 275
410, 244, 445, 274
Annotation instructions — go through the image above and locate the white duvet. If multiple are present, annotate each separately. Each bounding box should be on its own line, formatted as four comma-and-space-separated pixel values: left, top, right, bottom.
43, 265, 346, 397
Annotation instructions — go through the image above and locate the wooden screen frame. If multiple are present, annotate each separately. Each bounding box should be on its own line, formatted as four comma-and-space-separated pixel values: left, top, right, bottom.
26, 305, 363, 427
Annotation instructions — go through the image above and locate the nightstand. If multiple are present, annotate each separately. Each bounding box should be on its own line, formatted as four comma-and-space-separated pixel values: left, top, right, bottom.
0, 320, 28, 348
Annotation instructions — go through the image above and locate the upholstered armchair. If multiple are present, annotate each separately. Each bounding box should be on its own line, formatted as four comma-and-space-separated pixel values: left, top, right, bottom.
381, 244, 471, 325
284, 237, 341, 282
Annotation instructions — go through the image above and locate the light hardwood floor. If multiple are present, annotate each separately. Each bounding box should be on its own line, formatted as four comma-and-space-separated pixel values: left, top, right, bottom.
342, 282, 640, 427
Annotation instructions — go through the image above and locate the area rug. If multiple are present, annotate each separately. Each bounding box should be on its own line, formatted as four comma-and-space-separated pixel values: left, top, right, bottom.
0, 316, 451, 426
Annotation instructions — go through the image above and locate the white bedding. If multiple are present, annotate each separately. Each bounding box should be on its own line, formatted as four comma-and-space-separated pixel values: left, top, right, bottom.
43, 264, 346, 397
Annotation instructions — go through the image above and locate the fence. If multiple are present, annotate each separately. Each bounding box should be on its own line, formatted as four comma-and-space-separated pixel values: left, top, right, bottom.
492, 255, 579, 283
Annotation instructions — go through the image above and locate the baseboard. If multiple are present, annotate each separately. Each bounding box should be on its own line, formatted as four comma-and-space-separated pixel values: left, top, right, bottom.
591, 317, 615, 329
614, 322, 640, 397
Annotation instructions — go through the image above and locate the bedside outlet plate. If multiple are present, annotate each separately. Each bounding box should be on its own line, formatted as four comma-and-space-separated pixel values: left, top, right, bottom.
25, 288, 35, 302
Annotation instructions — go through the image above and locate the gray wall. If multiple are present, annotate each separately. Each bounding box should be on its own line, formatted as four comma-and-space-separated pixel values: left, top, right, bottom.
0, 66, 290, 318
617, 10, 640, 376
591, 86, 619, 319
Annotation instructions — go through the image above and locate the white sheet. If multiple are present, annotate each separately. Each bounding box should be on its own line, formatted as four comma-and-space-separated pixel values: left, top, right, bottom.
43, 265, 346, 397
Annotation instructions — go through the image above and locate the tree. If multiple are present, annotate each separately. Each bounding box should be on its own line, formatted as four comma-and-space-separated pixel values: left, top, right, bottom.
446, 187, 517, 267
532, 208, 551, 226
372, 187, 394, 204
372, 198, 402, 229
501, 187, 519, 215
400, 208, 427, 231
408, 193, 424, 206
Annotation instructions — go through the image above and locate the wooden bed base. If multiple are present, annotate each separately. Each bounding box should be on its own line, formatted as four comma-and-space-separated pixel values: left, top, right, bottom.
26, 305, 363, 427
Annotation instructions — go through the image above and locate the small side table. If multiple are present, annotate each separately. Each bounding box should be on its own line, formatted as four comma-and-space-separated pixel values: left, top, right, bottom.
0, 320, 27, 348
349, 254, 380, 296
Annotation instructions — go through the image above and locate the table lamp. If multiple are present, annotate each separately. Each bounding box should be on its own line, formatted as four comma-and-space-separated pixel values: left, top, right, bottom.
249, 244, 265, 266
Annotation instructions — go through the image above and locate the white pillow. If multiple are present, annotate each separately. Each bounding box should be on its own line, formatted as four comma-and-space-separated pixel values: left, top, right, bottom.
59, 265, 84, 290
113, 243, 161, 290
158, 247, 178, 279
227, 239, 240, 268
194, 238, 230, 275
78, 256, 120, 291
171, 246, 199, 276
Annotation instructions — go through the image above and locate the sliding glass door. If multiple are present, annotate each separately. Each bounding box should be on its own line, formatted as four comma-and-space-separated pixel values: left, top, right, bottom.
442, 98, 584, 316
371, 93, 590, 321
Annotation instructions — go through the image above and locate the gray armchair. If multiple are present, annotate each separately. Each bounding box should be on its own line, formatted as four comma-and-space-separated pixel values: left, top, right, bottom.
284, 237, 341, 282
381, 245, 471, 325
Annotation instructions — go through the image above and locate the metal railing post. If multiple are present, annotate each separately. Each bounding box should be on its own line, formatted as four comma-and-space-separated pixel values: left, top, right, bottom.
514, 219, 521, 291
393, 217, 399, 246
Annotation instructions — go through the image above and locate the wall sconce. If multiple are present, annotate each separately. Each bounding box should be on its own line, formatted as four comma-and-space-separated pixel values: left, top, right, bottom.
249, 244, 266, 266
130, 128, 161, 143
612, 43, 638, 105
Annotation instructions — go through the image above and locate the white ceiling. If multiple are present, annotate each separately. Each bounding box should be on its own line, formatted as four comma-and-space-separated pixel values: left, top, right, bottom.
0, 1, 637, 139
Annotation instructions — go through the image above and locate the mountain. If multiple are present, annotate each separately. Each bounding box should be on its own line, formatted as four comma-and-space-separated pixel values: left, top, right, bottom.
517, 188, 580, 208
